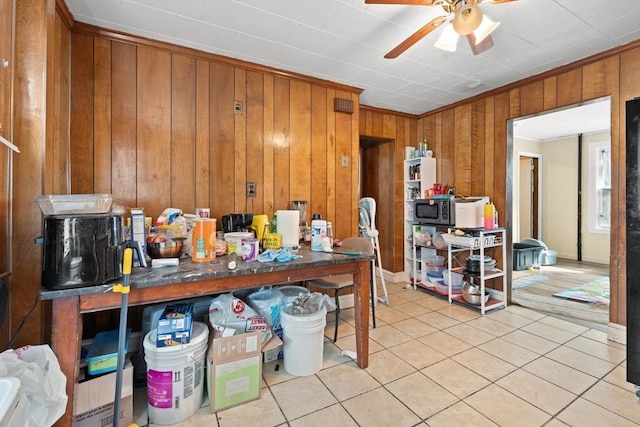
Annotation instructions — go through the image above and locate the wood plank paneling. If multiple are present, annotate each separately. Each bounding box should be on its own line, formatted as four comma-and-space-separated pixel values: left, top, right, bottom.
543, 76, 557, 111
290, 80, 312, 207
311, 85, 328, 222
195, 59, 210, 209
111, 42, 137, 208
471, 99, 485, 197
263, 75, 275, 215
617, 48, 640, 325
210, 63, 235, 219
234, 68, 247, 212
136, 47, 171, 215
453, 105, 472, 196
0, 0, 12, 347
246, 71, 265, 214
93, 37, 112, 194
12, 0, 50, 346
273, 77, 291, 211
557, 68, 582, 107
69, 33, 94, 194
520, 81, 544, 117
171, 54, 196, 212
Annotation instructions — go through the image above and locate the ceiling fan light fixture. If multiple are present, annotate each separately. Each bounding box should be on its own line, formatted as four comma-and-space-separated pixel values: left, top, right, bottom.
434, 23, 459, 52
472, 15, 500, 44
452, 4, 483, 35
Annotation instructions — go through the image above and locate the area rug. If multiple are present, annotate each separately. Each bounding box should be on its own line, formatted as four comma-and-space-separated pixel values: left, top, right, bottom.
512, 275, 550, 289
552, 276, 610, 304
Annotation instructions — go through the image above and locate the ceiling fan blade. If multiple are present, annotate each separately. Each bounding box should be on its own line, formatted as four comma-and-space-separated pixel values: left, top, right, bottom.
365, 0, 436, 5
384, 15, 447, 59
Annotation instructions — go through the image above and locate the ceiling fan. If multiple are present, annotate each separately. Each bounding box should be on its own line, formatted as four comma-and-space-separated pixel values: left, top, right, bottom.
365, 0, 517, 58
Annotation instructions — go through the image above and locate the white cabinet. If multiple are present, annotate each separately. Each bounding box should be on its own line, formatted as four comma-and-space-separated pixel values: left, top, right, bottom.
403, 157, 436, 284
443, 228, 507, 315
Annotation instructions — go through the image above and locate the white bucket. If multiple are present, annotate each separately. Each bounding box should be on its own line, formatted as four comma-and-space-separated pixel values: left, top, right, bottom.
278, 285, 309, 304
281, 305, 326, 376
143, 321, 209, 425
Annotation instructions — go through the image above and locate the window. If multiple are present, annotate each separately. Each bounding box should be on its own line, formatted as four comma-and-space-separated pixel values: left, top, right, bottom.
588, 141, 611, 233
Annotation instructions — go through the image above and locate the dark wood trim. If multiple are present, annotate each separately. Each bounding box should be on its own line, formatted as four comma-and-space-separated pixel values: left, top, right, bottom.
361, 104, 419, 119
54, 0, 73, 29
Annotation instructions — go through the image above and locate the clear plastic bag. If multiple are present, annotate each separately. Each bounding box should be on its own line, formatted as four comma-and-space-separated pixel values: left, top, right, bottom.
289, 292, 337, 315
208, 293, 272, 344
0, 345, 67, 427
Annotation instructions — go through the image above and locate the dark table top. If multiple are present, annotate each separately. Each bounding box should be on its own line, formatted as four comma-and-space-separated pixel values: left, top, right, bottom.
39, 246, 374, 300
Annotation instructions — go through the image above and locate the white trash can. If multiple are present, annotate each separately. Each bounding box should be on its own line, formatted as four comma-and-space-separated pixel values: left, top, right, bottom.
280, 305, 326, 376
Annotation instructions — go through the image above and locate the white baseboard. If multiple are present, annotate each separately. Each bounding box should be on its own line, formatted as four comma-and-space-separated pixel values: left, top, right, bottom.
608, 322, 626, 345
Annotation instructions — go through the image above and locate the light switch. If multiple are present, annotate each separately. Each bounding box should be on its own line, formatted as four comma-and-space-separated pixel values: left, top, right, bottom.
341, 155, 348, 167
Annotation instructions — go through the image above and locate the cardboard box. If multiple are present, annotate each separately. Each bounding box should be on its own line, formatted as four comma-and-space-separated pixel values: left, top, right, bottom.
74, 361, 133, 427
207, 331, 262, 412
157, 302, 194, 347
261, 334, 283, 364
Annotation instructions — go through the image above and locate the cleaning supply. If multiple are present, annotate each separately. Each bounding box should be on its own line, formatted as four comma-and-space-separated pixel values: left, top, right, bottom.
484, 203, 495, 229
310, 214, 327, 251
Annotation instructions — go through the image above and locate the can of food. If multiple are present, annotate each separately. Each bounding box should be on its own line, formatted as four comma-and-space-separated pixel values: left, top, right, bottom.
192, 218, 216, 262
263, 233, 282, 250
195, 208, 210, 218
240, 237, 259, 261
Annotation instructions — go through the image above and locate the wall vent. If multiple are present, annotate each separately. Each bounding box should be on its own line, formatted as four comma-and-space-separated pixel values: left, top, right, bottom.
334, 97, 354, 114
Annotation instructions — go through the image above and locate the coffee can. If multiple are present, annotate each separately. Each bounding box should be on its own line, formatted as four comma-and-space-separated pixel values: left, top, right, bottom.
192, 218, 216, 262
240, 237, 259, 261
195, 207, 210, 218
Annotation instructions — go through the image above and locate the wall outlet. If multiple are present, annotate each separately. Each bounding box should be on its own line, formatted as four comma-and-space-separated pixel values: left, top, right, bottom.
246, 182, 256, 197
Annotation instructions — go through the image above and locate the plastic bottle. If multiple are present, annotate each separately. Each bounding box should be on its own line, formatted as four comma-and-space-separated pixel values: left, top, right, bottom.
310, 214, 327, 251
483, 203, 495, 229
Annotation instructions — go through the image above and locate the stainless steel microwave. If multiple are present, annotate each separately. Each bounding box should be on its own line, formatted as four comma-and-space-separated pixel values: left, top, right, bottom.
413, 198, 455, 226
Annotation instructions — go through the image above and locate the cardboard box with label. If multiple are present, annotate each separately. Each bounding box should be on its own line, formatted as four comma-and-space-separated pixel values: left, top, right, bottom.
207, 331, 263, 412
157, 302, 194, 347
73, 361, 133, 427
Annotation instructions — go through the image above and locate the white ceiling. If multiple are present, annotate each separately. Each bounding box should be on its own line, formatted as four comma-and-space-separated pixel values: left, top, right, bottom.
64, 0, 637, 137
513, 99, 611, 141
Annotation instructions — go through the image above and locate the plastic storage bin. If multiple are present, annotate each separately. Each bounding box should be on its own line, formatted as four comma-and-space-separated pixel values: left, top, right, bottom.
87, 329, 131, 375
36, 193, 113, 215
512, 243, 543, 271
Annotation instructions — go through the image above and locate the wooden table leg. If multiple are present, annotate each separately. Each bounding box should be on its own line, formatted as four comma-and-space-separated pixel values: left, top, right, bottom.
353, 259, 370, 368
52, 297, 82, 427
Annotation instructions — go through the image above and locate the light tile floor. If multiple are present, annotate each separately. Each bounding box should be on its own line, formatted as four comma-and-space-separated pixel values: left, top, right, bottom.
133, 281, 640, 427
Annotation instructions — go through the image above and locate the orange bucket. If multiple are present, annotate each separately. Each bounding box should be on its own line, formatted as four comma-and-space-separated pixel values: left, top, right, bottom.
192, 218, 216, 262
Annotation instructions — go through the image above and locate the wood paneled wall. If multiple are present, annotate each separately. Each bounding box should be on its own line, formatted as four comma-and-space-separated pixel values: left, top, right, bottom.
68, 25, 362, 242
359, 109, 417, 273
0, 0, 12, 347
415, 43, 640, 326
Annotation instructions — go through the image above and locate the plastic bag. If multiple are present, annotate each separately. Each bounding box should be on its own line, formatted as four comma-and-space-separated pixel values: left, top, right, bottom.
246, 288, 285, 339
289, 292, 336, 315
0, 345, 67, 427
208, 293, 272, 344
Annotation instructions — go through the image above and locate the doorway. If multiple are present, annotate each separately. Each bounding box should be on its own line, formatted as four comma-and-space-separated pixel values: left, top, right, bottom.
359, 135, 394, 273
518, 154, 540, 241
509, 98, 611, 326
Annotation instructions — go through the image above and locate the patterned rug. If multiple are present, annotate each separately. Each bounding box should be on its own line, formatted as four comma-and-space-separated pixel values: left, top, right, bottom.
553, 276, 610, 304
512, 275, 550, 289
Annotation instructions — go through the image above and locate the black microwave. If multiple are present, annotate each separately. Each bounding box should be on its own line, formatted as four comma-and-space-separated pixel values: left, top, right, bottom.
413, 198, 455, 225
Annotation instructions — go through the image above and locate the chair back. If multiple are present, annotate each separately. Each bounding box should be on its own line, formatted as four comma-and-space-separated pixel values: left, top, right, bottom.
341, 237, 374, 255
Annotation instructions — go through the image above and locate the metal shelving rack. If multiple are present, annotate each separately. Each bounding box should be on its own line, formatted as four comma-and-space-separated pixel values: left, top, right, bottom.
444, 228, 507, 314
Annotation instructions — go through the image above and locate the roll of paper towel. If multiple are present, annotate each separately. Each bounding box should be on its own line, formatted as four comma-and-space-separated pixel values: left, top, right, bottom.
277, 210, 300, 248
